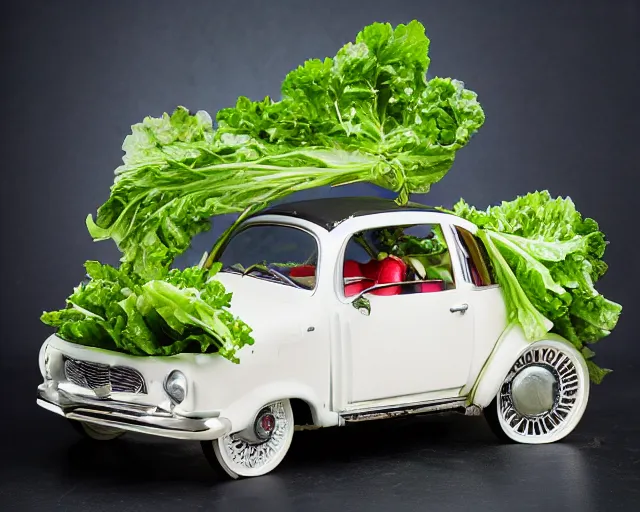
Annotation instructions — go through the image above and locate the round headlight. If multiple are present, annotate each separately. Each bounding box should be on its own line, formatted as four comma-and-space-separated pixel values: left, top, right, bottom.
164, 370, 187, 404
38, 342, 49, 379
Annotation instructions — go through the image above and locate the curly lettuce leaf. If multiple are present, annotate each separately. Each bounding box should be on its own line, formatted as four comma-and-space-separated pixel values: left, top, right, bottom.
86, 20, 484, 279
40, 262, 253, 361
453, 191, 622, 382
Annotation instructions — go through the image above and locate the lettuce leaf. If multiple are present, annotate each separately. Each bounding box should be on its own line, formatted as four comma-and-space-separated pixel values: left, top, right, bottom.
86, 20, 484, 280
41, 262, 253, 362
452, 191, 622, 382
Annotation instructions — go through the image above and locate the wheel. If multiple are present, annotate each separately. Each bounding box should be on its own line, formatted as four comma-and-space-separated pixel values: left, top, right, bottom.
69, 419, 126, 441
485, 340, 589, 444
201, 399, 294, 479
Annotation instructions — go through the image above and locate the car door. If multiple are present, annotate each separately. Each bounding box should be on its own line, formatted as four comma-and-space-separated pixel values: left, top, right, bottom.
337, 221, 475, 407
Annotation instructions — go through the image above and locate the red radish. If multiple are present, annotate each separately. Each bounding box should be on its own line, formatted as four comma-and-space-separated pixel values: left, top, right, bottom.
372, 256, 406, 296
289, 265, 316, 278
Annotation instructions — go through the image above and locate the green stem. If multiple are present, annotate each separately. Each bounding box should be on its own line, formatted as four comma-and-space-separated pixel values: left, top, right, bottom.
203, 206, 258, 271
353, 233, 376, 258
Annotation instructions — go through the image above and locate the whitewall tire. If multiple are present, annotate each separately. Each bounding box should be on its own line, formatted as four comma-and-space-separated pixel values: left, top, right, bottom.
485, 340, 589, 444
202, 399, 295, 479
69, 420, 126, 441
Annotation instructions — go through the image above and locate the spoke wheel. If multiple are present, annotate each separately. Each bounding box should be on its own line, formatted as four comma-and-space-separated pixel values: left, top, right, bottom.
485, 340, 589, 444
202, 399, 294, 479
69, 420, 126, 441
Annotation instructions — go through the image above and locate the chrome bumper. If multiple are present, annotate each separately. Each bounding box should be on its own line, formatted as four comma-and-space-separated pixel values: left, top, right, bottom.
37, 383, 231, 441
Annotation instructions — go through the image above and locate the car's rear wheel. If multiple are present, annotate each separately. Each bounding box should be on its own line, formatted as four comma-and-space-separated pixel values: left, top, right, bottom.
485, 340, 589, 444
69, 419, 126, 441
201, 399, 294, 479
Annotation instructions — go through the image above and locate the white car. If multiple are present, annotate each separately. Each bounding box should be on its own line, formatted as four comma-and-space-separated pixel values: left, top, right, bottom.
37, 196, 589, 479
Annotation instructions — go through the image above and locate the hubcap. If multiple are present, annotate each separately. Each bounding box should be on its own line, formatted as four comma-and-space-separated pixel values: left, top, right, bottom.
499, 346, 580, 437
221, 401, 290, 470
511, 365, 558, 416
255, 411, 276, 440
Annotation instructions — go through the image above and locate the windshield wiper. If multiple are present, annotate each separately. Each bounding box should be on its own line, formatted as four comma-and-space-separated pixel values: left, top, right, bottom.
220, 264, 244, 274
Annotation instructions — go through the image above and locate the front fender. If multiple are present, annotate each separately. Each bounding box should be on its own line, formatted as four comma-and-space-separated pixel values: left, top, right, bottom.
469, 325, 579, 408
219, 381, 340, 434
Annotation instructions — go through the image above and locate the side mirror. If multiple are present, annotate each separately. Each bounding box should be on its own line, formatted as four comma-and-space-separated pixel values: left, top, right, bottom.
351, 296, 371, 316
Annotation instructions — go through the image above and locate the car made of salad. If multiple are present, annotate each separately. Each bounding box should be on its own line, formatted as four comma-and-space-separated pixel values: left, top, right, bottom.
37, 196, 589, 478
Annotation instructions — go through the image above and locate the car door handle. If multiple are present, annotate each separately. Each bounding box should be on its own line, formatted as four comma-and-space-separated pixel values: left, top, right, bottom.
450, 303, 469, 314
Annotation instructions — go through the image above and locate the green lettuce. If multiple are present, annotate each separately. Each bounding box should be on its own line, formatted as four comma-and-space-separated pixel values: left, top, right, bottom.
452, 191, 622, 383
41, 262, 253, 362
85, 20, 484, 280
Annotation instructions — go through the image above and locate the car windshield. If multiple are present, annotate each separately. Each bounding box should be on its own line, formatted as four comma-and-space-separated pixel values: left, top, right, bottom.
217, 224, 319, 290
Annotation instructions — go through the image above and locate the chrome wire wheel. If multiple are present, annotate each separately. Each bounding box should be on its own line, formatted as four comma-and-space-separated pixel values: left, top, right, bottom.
487, 340, 589, 444
69, 420, 126, 441
203, 399, 294, 479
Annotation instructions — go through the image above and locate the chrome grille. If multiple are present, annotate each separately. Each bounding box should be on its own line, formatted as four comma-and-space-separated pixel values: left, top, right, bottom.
63, 357, 146, 394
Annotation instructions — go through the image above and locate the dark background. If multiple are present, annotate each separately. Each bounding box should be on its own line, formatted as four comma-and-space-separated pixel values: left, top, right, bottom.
1, 1, 638, 510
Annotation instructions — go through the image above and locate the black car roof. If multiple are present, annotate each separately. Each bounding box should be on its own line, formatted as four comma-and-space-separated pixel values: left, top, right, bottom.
253, 196, 443, 230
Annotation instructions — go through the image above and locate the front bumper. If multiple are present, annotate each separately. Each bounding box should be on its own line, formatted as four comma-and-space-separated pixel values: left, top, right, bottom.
37, 383, 231, 441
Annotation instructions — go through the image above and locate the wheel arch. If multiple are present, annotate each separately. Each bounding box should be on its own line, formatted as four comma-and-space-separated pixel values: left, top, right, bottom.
290, 398, 314, 426
219, 381, 340, 434
469, 324, 584, 408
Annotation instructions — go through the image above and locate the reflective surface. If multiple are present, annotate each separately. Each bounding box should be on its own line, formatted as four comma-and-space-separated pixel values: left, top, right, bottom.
511, 365, 558, 416
220, 401, 290, 471
498, 344, 584, 441
2, 370, 639, 511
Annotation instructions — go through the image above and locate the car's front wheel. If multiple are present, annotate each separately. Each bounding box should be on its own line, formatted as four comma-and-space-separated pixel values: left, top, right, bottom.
485, 340, 589, 444
69, 420, 126, 441
201, 399, 295, 479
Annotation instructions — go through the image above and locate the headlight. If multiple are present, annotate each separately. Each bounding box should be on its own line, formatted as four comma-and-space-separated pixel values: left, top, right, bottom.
164, 370, 187, 404
38, 342, 49, 379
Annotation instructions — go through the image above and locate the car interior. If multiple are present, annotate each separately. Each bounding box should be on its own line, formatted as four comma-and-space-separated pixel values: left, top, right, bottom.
219, 222, 491, 295
289, 224, 457, 297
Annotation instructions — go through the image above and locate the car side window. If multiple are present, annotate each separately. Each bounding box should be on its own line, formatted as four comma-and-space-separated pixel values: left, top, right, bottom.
217, 224, 319, 290
454, 226, 497, 287
341, 223, 455, 297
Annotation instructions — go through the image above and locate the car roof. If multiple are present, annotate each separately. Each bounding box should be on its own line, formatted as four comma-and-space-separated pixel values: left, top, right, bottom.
253, 196, 446, 231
